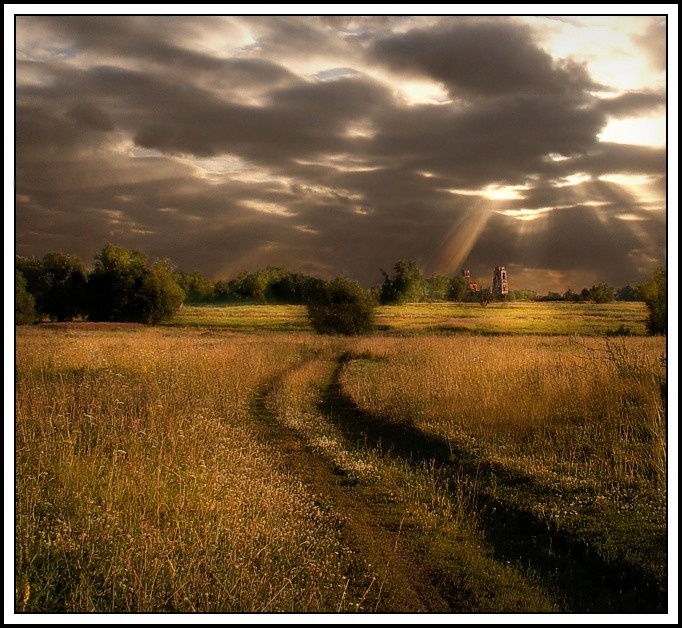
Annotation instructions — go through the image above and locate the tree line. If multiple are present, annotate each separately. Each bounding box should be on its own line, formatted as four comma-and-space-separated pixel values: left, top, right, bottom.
15, 246, 666, 335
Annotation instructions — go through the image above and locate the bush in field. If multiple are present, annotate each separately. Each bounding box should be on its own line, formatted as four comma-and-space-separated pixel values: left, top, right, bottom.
306, 278, 375, 336
640, 268, 666, 335
87, 245, 185, 324
15, 270, 36, 324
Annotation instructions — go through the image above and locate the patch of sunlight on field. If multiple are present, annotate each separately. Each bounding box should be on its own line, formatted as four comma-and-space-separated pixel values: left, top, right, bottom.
165, 301, 648, 336
375, 302, 649, 335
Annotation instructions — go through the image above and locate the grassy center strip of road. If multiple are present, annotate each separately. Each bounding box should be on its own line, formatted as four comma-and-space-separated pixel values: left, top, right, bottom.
249, 345, 558, 613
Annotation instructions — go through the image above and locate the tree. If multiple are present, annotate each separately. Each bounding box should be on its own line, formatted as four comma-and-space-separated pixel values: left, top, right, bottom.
16, 253, 87, 321
616, 283, 643, 301
267, 271, 315, 304
380, 260, 425, 304
230, 270, 270, 303
478, 287, 492, 307
15, 270, 36, 324
87, 245, 184, 324
563, 288, 582, 302
506, 289, 537, 301
448, 275, 471, 302
587, 283, 615, 304
213, 279, 233, 302
175, 270, 215, 303
640, 269, 666, 335
425, 275, 451, 301
306, 278, 375, 336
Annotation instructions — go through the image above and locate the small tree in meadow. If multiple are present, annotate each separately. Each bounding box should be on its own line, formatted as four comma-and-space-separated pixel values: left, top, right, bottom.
306, 278, 375, 336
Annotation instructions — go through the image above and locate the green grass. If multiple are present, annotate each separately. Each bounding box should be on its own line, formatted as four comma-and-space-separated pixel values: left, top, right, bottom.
165, 304, 310, 332
166, 301, 649, 336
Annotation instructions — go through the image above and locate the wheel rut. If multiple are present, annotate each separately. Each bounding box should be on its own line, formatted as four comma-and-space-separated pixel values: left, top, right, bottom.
248, 359, 452, 613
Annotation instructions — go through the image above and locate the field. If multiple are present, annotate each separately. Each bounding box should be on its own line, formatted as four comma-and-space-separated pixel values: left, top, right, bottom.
167, 301, 650, 335
15, 301, 667, 613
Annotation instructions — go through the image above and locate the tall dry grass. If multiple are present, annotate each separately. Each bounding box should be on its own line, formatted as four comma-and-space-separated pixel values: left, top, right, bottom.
15, 328, 356, 612
341, 335, 668, 583
343, 336, 666, 494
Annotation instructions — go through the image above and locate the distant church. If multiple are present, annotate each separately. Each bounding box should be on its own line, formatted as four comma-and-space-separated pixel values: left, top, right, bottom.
493, 266, 509, 297
461, 269, 478, 292
461, 267, 509, 296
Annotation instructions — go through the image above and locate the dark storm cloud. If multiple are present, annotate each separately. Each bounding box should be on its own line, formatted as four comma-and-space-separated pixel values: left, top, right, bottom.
366, 94, 606, 187
566, 143, 666, 176
65, 103, 116, 131
595, 91, 666, 118
14, 16, 666, 292
372, 18, 597, 98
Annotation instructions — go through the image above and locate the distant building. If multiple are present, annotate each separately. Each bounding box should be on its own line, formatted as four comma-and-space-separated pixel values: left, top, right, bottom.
462, 269, 478, 292
492, 266, 509, 296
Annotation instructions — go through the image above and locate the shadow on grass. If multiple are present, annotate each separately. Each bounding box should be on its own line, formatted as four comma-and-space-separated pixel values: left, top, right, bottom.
318, 353, 667, 613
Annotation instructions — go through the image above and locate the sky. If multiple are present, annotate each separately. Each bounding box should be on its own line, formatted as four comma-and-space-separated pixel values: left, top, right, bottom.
12, 10, 673, 292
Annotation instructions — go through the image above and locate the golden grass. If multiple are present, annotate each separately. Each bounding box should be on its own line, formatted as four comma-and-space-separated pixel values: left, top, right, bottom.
15, 325, 667, 612
341, 335, 667, 576
343, 336, 666, 489
15, 328, 357, 612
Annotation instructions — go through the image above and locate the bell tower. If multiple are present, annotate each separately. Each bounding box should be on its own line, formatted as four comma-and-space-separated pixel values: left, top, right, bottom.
493, 266, 508, 296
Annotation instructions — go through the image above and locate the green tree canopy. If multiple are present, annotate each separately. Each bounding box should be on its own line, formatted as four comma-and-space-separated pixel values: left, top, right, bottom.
587, 283, 615, 304
175, 270, 215, 303
16, 253, 87, 321
424, 275, 451, 301
448, 275, 471, 302
380, 260, 425, 304
616, 283, 643, 302
87, 245, 184, 324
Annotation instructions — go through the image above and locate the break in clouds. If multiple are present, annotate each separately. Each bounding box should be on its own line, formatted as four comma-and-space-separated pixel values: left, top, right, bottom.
15, 15, 667, 292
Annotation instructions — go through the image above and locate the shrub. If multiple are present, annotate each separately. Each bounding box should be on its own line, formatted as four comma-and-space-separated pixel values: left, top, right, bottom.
306, 278, 375, 336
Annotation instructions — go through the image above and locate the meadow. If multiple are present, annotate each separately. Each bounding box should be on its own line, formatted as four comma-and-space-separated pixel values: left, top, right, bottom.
15, 301, 667, 613
168, 301, 649, 336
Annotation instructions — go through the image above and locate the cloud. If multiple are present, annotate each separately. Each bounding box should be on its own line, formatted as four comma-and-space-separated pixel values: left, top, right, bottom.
14, 16, 666, 293
371, 18, 597, 98
595, 91, 666, 118
65, 103, 115, 131
631, 17, 667, 72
